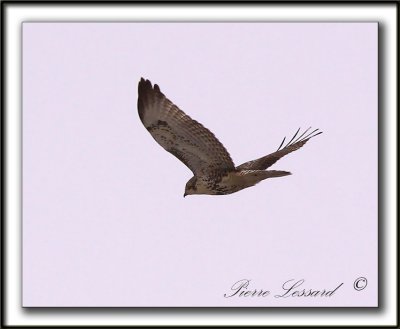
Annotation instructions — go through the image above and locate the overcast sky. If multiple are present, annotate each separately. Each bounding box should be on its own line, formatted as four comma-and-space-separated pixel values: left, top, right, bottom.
23, 22, 377, 307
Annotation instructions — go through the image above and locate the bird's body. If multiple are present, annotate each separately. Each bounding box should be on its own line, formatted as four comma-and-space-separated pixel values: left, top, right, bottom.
137, 78, 321, 197
185, 170, 291, 196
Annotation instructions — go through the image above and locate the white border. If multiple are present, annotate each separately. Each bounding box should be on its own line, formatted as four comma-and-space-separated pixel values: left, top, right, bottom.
4, 3, 397, 327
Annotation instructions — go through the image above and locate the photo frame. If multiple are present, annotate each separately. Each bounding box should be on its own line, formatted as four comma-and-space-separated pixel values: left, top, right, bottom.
2, 1, 398, 327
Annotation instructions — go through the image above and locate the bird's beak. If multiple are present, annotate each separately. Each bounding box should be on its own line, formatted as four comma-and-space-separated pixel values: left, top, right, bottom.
183, 192, 187, 198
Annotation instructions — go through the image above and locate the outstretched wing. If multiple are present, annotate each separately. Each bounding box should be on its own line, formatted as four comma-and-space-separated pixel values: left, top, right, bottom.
236, 128, 322, 171
138, 78, 235, 175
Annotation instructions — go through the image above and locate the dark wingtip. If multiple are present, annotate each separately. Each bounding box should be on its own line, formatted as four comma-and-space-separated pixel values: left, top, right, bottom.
277, 136, 286, 151
305, 128, 323, 140
139, 77, 149, 88
138, 78, 153, 121
137, 78, 165, 122
138, 78, 162, 94
284, 127, 301, 148
278, 127, 323, 150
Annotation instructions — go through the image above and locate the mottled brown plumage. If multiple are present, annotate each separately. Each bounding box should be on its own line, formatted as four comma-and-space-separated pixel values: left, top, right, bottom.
137, 78, 321, 196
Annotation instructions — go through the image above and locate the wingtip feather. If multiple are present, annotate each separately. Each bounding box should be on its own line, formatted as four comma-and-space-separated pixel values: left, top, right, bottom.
138, 78, 163, 95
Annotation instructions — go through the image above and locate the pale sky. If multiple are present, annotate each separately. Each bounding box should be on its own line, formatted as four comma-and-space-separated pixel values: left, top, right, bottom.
23, 22, 377, 307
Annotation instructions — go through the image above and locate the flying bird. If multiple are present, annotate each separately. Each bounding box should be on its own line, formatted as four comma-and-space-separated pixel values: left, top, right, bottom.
137, 78, 322, 197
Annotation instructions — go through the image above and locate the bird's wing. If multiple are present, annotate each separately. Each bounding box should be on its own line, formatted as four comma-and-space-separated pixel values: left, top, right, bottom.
138, 78, 235, 175
236, 128, 322, 171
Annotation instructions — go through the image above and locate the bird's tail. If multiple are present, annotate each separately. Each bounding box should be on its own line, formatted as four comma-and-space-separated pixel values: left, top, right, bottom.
263, 170, 292, 178
236, 169, 291, 187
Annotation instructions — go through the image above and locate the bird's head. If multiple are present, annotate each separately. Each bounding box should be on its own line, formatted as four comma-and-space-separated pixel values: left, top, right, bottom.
184, 176, 198, 197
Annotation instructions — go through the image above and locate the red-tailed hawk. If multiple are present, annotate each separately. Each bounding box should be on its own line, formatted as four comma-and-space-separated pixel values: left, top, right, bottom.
137, 78, 322, 197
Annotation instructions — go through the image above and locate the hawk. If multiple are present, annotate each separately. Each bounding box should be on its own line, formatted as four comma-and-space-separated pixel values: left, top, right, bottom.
137, 78, 322, 197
